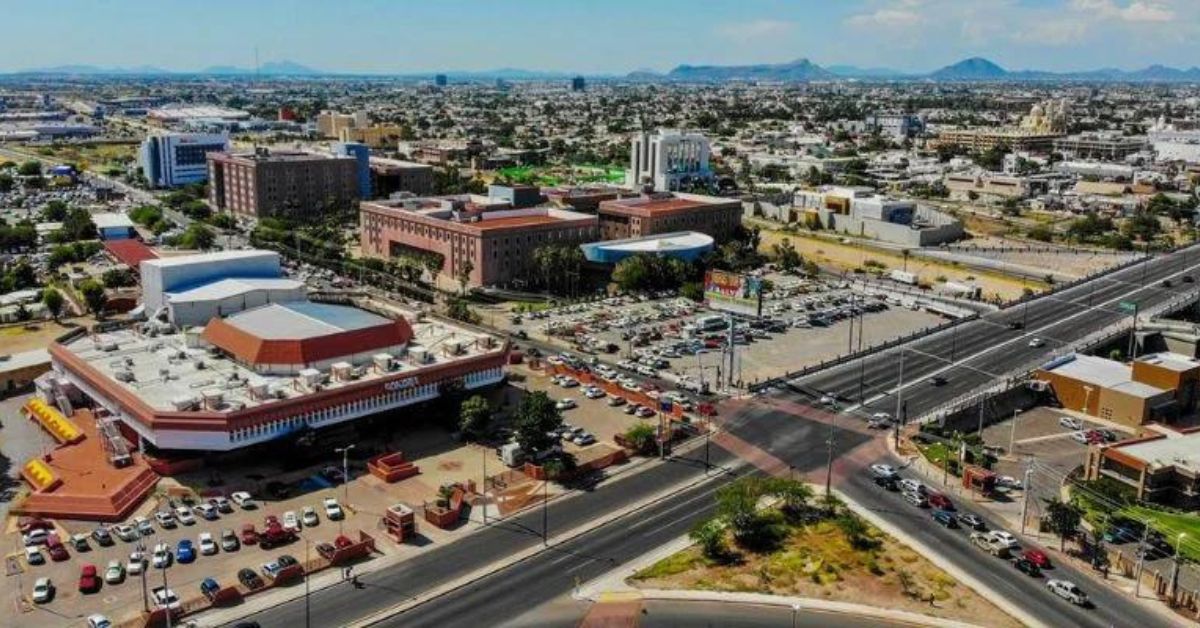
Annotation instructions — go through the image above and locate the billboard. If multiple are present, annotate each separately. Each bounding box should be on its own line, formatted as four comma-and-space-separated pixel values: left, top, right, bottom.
704, 270, 763, 317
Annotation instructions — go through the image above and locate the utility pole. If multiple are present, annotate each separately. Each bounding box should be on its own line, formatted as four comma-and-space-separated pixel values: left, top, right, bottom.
893, 349, 905, 450
335, 445, 355, 535
304, 539, 311, 628
481, 446, 488, 525
1019, 463, 1033, 534
1134, 525, 1151, 598
824, 403, 837, 501
1127, 302, 1140, 360
1009, 409, 1022, 454
542, 478, 549, 546
1170, 533, 1187, 603
976, 397, 986, 438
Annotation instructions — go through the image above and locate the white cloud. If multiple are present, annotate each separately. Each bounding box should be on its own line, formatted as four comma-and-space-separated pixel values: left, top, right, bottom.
716, 19, 796, 43
1072, 0, 1175, 22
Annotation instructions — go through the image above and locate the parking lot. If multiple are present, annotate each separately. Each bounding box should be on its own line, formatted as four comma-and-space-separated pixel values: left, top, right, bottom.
495, 278, 946, 389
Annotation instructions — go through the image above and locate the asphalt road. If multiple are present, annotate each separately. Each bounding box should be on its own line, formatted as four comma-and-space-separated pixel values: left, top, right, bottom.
227, 443, 744, 628
637, 599, 916, 628
793, 245, 1200, 419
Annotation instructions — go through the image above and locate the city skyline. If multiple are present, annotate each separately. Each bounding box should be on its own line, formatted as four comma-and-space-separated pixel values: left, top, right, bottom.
1, 0, 1197, 75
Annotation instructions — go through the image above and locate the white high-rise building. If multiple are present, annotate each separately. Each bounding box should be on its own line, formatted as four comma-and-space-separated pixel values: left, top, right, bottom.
625, 129, 714, 192
140, 132, 229, 188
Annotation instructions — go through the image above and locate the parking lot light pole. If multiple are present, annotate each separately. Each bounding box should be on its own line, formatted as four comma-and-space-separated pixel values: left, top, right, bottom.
824, 403, 837, 502
893, 349, 905, 450
1134, 525, 1151, 597
1019, 464, 1033, 534
1170, 532, 1187, 602
336, 445, 355, 504
1008, 409, 1022, 454
791, 603, 801, 628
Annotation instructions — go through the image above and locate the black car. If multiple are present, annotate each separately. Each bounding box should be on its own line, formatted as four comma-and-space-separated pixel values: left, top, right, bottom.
320, 466, 346, 483
1014, 558, 1041, 577
928, 376, 947, 386
874, 475, 899, 491
957, 513, 987, 531
277, 554, 299, 568
1007, 321, 1024, 330
1184, 275, 1195, 284
238, 568, 264, 590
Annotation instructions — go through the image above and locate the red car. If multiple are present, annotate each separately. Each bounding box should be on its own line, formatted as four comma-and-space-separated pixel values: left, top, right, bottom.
46, 534, 69, 562
1023, 549, 1051, 568
78, 564, 100, 593
264, 515, 280, 528
927, 493, 955, 511
18, 518, 53, 535
240, 523, 259, 546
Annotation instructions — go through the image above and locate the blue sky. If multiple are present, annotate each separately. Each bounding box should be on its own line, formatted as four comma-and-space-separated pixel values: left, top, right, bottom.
1, 0, 1196, 73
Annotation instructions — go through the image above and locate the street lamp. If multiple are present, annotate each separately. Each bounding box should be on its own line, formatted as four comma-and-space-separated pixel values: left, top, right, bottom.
335, 445, 355, 535
1008, 409, 1022, 454
791, 603, 801, 628
1170, 532, 1187, 601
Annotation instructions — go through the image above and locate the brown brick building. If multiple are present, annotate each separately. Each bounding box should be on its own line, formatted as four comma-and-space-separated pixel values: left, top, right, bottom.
359, 191, 598, 288
1034, 352, 1199, 427
207, 149, 360, 219
596, 192, 742, 242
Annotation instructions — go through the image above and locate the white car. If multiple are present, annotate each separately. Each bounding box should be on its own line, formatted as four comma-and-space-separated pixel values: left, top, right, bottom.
1046, 579, 1088, 606
152, 543, 171, 569
1028, 338, 1045, 348
819, 395, 836, 406
1070, 430, 1090, 444
555, 398, 577, 411
230, 491, 258, 509
898, 479, 925, 495
104, 560, 125, 584
31, 577, 53, 604
989, 531, 1019, 549
323, 497, 345, 521
559, 377, 579, 388
869, 464, 898, 479
1059, 416, 1083, 430
198, 532, 218, 555
996, 475, 1023, 490
283, 511, 301, 532
86, 614, 112, 628
174, 506, 196, 526
112, 524, 138, 542
24, 546, 43, 565
584, 387, 606, 399
154, 511, 177, 529
301, 506, 319, 527
127, 551, 145, 576
152, 587, 181, 610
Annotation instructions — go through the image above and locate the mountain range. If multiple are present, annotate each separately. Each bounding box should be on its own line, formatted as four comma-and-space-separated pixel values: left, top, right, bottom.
9, 57, 1200, 82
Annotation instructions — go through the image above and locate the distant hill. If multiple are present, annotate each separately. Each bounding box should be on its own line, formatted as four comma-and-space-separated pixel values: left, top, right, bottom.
930, 57, 1008, 80
664, 58, 834, 82
22, 64, 174, 75
826, 65, 909, 79
200, 60, 322, 76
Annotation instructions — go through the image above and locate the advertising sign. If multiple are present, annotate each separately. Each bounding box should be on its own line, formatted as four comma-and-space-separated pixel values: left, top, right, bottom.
704, 270, 763, 318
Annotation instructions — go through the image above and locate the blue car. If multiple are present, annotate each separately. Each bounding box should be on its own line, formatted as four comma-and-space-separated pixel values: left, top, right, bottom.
176, 539, 196, 564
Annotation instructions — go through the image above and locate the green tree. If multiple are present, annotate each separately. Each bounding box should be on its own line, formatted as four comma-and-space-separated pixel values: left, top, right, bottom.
41, 200, 69, 222
764, 477, 814, 520
1043, 498, 1082, 551
445, 297, 479, 324
458, 395, 491, 441
1026, 225, 1053, 242
78, 279, 107, 318
771, 237, 802, 273
1122, 213, 1161, 241
42, 287, 64, 321
716, 476, 786, 552
623, 422, 657, 454
178, 223, 216, 250
690, 518, 729, 562
513, 391, 563, 455
0, 173, 12, 193
102, 268, 135, 288
61, 207, 97, 241
18, 161, 42, 177
456, 260, 474, 294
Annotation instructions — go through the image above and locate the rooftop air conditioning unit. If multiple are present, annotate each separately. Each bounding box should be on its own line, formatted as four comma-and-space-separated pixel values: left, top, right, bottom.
114, 370, 135, 383
194, 359, 206, 370
100, 342, 118, 352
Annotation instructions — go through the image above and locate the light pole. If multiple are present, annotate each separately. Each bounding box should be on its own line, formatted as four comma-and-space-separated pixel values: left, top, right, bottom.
1170, 532, 1187, 602
1019, 464, 1033, 534
824, 402, 837, 502
335, 444, 355, 535
304, 539, 311, 628
1133, 525, 1151, 598
542, 477, 549, 547
481, 446, 488, 525
1008, 409, 1022, 454
893, 349, 905, 450
791, 603, 801, 628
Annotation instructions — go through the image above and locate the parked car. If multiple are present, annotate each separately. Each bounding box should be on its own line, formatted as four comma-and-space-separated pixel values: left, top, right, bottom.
19, 518, 53, 535
92, 526, 114, 547
301, 507, 319, 527
231, 491, 258, 509
635, 405, 655, 418
23, 528, 49, 547
104, 560, 125, 584
134, 517, 155, 537
174, 506, 197, 526
195, 503, 219, 521
198, 532, 218, 555
323, 498, 345, 521
607, 396, 626, 407
555, 398, 577, 411
200, 577, 221, 600
112, 524, 138, 542
283, 511, 301, 532
152, 586, 180, 610
221, 529, 240, 552
238, 568, 264, 590
154, 511, 177, 529
78, 564, 100, 593
24, 546, 44, 565
86, 614, 112, 628
241, 523, 259, 545
1046, 579, 1088, 606
31, 577, 53, 603
127, 552, 145, 576
176, 539, 196, 563
1059, 416, 1083, 430
152, 543, 172, 569
209, 496, 234, 514
1070, 431, 1090, 444
320, 465, 346, 484
46, 535, 69, 561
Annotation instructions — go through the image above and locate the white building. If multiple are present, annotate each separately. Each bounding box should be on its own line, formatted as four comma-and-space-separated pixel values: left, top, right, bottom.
140, 132, 230, 188
141, 250, 283, 318
626, 129, 714, 192
864, 114, 925, 140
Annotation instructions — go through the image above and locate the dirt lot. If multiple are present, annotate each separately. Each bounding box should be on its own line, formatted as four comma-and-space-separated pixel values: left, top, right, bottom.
631, 504, 1020, 628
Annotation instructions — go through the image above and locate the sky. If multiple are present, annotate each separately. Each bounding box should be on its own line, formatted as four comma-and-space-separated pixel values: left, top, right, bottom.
1, 0, 1197, 74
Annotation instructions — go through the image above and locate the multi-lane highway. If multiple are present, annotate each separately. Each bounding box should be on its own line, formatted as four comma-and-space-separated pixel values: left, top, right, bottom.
223, 246, 1200, 628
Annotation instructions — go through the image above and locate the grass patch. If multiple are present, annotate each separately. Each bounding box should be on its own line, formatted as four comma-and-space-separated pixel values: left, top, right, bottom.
633, 548, 706, 579
1122, 506, 1200, 561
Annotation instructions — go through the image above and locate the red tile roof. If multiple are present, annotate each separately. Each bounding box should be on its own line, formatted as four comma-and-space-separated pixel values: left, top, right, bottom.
202, 316, 414, 366
104, 239, 158, 272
